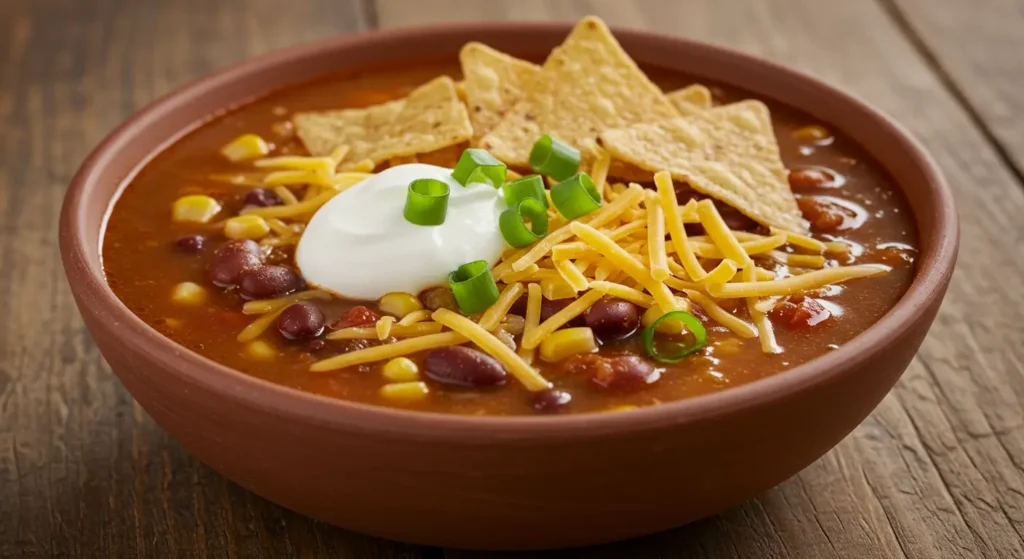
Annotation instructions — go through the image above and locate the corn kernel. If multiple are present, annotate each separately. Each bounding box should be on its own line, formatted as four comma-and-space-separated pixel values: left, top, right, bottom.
792, 125, 832, 143
172, 195, 221, 223
171, 282, 207, 305
379, 381, 429, 403
642, 305, 686, 334
382, 357, 420, 382
378, 292, 423, 319
245, 340, 277, 360
224, 215, 271, 240
539, 327, 598, 362
221, 133, 270, 162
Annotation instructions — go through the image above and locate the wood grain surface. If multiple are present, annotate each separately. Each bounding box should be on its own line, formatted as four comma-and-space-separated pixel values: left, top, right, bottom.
1, 0, 1022, 557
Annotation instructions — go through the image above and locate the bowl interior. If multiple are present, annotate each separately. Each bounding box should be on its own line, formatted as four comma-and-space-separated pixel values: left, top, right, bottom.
62, 22, 958, 435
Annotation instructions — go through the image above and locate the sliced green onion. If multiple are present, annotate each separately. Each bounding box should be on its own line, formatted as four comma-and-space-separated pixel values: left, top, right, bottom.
499, 198, 549, 248
529, 135, 580, 181
501, 175, 548, 208
403, 178, 450, 226
448, 261, 500, 314
550, 172, 601, 220
451, 148, 507, 187
642, 311, 707, 363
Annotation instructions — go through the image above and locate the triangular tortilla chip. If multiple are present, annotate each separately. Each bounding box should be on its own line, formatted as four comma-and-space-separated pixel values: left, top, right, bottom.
480, 16, 680, 168
600, 100, 808, 232
460, 42, 541, 144
292, 76, 472, 170
667, 84, 713, 115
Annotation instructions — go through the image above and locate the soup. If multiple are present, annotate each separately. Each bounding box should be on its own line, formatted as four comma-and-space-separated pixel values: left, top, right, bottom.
103, 16, 916, 415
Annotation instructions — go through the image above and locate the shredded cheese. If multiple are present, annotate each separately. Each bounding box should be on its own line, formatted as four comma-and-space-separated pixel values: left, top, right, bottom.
696, 199, 752, 268
432, 309, 551, 391
478, 282, 525, 331
327, 322, 444, 340
554, 258, 589, 292
708, 265, 890, 298
397, 309, 431, 326
241, 290, 331, 314
310, 332, 467, 372
522, 288, 607, 349
376, 316, 396, 340
511, 184, 644, 272
645, 190, 670, 281
770, 227, 826, 253
742, 265, 781, 354
655, 172, 707, 281
685, 290, 758, 338
570, 222, 680, 314
588, 281, 655, 308
591, 145, 612, 199
273, 186, 300, 205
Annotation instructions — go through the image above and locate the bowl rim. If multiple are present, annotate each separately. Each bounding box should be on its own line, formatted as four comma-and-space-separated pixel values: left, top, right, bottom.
60, 20, 959, 440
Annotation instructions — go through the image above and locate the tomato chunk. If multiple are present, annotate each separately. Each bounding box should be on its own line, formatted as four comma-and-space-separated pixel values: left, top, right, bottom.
332, 305, 380, 329
797, 196, 847, 231
772, 296, 831, 329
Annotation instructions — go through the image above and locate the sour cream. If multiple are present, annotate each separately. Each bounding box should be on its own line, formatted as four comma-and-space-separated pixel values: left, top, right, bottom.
296, 163, 507, 300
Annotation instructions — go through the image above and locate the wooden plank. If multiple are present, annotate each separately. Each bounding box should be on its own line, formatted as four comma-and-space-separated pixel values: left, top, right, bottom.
883, 0, 1024, 182
376, 1, 1024, 558
0, 1, 423, 558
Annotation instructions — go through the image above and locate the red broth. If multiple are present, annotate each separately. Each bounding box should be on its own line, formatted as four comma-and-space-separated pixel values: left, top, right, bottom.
102, 59, 917, 415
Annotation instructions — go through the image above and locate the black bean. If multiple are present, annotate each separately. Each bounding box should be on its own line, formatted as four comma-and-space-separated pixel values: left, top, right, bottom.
423, 346, 507, 387
531, 389, 572, 413
238, 265, 305, 300
276, 302, 325, 340
209, 239, 264, 287
585, 297, 640, 341
243, 188, 283, 208
175, 234, 205, 253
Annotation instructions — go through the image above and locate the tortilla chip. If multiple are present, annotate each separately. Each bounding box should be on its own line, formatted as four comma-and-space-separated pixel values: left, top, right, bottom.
600, 100, 807, 232
460, 42, 541, 144
292, 76, 472, 170
668, 84, 713, 114
480, 16, 680, 168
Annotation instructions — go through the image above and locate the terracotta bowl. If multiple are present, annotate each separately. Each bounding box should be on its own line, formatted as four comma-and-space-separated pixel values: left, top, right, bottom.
60, 22, 958, 550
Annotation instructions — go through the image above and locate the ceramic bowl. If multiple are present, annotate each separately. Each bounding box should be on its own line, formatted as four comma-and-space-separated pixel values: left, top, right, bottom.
60, 21, 958, 550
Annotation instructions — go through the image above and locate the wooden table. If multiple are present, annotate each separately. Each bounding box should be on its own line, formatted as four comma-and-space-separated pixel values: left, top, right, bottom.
2, 0, 1022, 556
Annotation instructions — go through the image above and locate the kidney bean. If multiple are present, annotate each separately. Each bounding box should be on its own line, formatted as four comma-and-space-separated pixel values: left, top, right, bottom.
243, 188, 283, 207
175, 234, 205, 253
567, 354, 660, 392
423, 346, 507, 387
531, 389, 572, 413
209, 239, 264, 287
276, 302, 325, 340
238, 265, 305, 300
585, 297, 640, 341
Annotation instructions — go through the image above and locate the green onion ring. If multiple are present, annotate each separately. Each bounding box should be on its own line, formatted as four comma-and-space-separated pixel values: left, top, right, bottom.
642, 311, 707, 363
501, 175, 548, 208
529, 135, 580, 181
403, 178, 450, 226
448, 261, 501, 314
550, 172, 601, 220
451, 148, 507, 187
499, 198, 549, 248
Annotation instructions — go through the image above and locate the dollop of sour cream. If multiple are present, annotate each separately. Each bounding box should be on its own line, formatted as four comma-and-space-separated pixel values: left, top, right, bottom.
297, 163, 507, 300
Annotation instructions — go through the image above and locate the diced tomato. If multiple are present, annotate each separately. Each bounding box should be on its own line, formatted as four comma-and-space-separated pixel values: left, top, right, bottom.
331, 305, 379, 329
797, 196, 847, 231
772, 296, 831, 329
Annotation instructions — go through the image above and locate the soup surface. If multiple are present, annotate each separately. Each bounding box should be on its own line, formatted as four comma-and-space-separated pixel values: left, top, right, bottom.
103, 40, 916, 415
